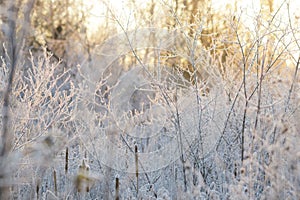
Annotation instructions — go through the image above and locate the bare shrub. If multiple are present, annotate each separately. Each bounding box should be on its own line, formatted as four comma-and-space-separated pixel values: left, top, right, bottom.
0, 0, 299, 199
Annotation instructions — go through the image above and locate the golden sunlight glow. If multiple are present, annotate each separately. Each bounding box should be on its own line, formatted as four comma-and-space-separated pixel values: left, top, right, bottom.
83, 0, 151, 35
212, 0, 300, 25
82, 0, 300, 44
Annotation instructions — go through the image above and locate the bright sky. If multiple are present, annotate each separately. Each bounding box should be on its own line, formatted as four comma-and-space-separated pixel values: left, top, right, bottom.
212, 0, 300, 23
84, 0, 151, 33
84, 0, 300, 31
81, 0, 299, 66
212, 0, 300, 13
